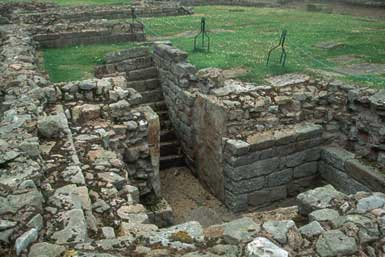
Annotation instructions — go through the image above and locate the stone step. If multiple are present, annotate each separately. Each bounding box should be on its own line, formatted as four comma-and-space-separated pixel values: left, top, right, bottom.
161, 120, 173, 130
140, 89, 164, 104
126, 78, 160, 92
126, 67, 158, 82
160, 129, 177, 142
147, 100, 168, 112
160, 140, 180, 156
157, 110, 169, 122
160, 154, 186, 170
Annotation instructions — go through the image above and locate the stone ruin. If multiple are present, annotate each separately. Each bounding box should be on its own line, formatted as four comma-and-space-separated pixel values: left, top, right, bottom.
1, 2, 385, 257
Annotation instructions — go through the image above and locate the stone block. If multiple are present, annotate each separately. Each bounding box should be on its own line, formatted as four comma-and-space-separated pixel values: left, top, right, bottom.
273, 129, 297, 145
321, 146, 355, 171
224, 139, 250, 156
247, 185, 287, 208
345, 159, 385, 193
286, 147, 320, 168
295, 137, 324, 152
224, 190, 248, 212
319, 161, 370, 195
224, 157, 280, 181
225, 176, 266, 194
297, 185, 347, 215
104, 47, 149, 64
80, 104, 101, 121
267, 168, 293, 187
226, 148, 274, 167
295, 124, 322, 141
293, 161, 318, 179
287, 176, 319, 197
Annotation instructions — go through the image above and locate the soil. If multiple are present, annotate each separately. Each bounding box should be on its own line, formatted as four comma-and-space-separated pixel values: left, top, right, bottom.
223, 67, 248, 79
160, 167, 239, 226
160, 166, 309, 227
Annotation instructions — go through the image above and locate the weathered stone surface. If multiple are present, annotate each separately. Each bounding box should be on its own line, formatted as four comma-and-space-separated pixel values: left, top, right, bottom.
27, 214, 44, 231
51, 209, 88, 244
0, 189, 44, 214
102, 227, 116, 239
299, 221, 325, 238
293, 161, 318, 179
62, 165, 85, 185
248, 185, 287, 208
343, 214, 380, 243
345, 159, 385, 193
15, 228, 38, 255
297, 185, 346, 215
319, 161, 370, 194
316, 230, 357, 257
0, 220, 17, 230
29, 242, 66, 257
262, 220, 296, 244
49, 184, 91, 210
205, 217, 260, 244
309, 209, 341, 228
321, 146, 355, 171
38, 113, 68, 138
208, 244, 239, 257
356, 194, 385, 213
148, 221, 203, 248
246, 237, 289, 257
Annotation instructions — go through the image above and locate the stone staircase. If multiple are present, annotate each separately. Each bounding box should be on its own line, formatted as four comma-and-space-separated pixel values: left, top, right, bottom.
95, 48, 185, 170
126, 79, 185, 169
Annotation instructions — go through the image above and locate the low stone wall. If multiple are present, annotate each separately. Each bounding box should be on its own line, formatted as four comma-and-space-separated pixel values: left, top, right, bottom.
177, 0, 282, 7
223, 124, 324, 211
177, 0, 385, 7
0, 25, 50, 254
33, 21, 145, 48
13, 3, 192, 25
320, 146, 385, 194
95, 47, 158, 85
47, 76, 161, 198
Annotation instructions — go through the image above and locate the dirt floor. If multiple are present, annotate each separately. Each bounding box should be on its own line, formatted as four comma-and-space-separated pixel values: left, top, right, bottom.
160, 167, 239, 227
160, 167, 310, 227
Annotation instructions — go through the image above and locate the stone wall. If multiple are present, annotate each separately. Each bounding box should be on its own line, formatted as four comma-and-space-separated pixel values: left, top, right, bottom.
0, 25, 168, 255
96, 46, 187, 169
153, 44, 197, 167
47, 76, 161, 199
32, 21, 145, 48
177, 0, 283, 7
153, 43, 385, 211
13, 3, 192, 25
320, 146, 385, 194
177, 0, 385, 7
223, 124, 325, 211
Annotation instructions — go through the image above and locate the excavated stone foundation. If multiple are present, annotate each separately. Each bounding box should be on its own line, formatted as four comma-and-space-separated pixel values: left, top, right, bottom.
1, 2, 385, 257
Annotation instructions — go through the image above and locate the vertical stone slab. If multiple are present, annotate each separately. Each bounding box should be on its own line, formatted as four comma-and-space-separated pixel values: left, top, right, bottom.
142, 106, 161, 197
193, 94, 228, 201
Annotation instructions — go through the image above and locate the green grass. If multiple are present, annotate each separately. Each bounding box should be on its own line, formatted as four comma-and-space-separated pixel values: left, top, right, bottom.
43, 43, 136, 82
0, 0, 131, 5
43, 6, 385, 86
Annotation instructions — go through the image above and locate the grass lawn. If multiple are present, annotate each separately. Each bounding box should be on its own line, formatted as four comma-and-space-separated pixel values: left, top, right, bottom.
42, 6, 385, 86
43, 43, 135, 82
0, 0, 131, 5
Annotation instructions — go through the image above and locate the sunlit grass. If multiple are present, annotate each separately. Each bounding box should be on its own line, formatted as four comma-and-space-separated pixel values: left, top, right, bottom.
43, 6, 385, 86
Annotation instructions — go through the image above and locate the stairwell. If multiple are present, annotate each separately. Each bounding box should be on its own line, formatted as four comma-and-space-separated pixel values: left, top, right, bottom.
95, 47, 185, 169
